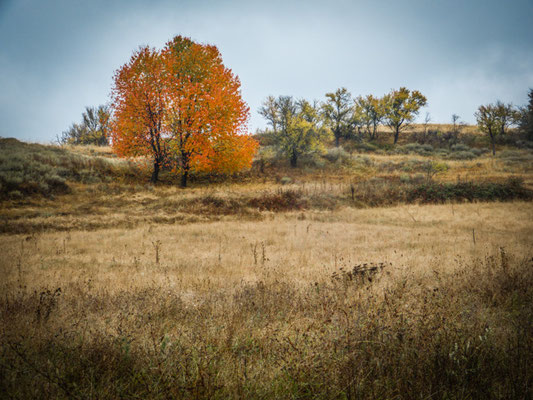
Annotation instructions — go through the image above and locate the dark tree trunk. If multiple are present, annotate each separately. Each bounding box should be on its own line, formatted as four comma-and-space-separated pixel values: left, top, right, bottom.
394, 127, 400, 144
180, 151, 190, 188
180, 169, 188, 188
290, 151, 298, 168
490, 131, 496, 155
150, 159, 160, 183
335, 132, 340, 147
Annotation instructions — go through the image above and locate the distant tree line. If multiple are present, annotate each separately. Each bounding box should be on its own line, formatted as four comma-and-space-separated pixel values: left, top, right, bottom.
260, 87, 533, 165
62, 86, 533, 171
259, 87, 427, 167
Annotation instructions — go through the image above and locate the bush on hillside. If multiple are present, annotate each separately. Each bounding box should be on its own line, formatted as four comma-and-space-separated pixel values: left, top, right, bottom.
0, 138, 138, 199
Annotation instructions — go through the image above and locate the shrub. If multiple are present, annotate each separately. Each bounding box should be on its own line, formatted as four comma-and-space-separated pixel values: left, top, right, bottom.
7, 190, 23, 199
351, 176, 531, 207
471, 148, 486, 157
280, 176, 292, 185
299, 153, 326, 169
447, 150, 477, 160
323, 146, 352, 165
352, 141, 379, 153
450, 143, 471, 152
408, 177, 532, 203
248, 189, 306, 211
352, 155, 373, 168
396, 143, 435, 156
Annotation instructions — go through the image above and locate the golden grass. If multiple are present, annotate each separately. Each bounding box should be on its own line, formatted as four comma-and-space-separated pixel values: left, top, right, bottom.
1, 134, 533, 398
2, 201, 532, 295
1, 201, 532, 398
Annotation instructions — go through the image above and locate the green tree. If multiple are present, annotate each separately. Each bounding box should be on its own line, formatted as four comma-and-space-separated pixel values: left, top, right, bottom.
259, 96, 330, 167
59, 105, 111, 146
321, 88, 354, 146
383, 87, 427, 144
474, 101, 517, 155
355, 94, 385, 141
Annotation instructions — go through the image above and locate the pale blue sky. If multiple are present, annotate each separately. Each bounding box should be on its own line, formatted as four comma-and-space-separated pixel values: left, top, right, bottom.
1, 0, 532, 142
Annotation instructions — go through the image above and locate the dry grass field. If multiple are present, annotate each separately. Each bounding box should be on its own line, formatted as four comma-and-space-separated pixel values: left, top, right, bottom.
1, 133, 533, 398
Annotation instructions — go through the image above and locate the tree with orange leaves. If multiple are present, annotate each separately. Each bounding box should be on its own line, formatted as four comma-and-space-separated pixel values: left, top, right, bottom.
110, 36, 257, 186
163, 36, 256, 187
111, 46, 169, 183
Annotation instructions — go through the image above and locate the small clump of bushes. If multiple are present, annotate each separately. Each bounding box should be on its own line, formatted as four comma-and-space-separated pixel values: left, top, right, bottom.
408, 177, 532, 203
352, 176, 531, 207
248, 189, 306, 211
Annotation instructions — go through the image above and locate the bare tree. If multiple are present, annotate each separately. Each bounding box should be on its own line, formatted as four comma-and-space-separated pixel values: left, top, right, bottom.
421, 112, 431, 143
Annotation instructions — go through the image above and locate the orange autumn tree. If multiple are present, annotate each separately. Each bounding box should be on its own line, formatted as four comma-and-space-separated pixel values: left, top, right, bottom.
111, 46, 169, 183
110, 36, 257, 186
162, 36, 255, 187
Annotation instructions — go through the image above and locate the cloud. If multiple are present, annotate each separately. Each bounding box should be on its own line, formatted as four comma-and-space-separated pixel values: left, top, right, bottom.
1, 0, 532, 141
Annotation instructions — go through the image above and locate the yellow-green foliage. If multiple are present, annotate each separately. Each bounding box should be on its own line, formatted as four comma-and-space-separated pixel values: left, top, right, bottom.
383, 87, 427, 143
259, 96, 331, 167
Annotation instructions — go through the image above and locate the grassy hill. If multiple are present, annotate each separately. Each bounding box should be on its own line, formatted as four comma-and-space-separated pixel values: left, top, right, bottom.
1, 132, 532, 234
1, 131, 533, 399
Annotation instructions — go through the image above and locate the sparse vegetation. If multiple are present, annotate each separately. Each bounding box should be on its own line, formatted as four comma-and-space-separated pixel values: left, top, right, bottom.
0, 138, 139, 199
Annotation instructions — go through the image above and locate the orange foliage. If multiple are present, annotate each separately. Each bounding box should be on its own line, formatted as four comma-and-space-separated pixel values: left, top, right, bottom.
111, 46, 169, 182
110, 36, 257, 185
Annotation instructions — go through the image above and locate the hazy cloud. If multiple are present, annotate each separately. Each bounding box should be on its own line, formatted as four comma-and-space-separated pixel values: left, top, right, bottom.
1, 0, 532, 142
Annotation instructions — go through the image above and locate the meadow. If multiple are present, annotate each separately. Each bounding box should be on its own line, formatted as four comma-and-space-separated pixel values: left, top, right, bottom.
1, 127, 533, 399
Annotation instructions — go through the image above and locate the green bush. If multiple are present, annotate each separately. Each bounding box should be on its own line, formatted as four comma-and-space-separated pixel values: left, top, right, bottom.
299, 153, 326, 169
352, 141, 379, 153
352, 155, 373, 168
450, 143, 471, 152
447, 151, 477, 160
323, 146, 352, 165
396, 143, 435, 156
280, 176, 292, 185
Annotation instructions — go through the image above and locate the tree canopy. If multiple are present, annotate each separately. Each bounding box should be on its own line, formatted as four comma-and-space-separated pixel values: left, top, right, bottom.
475, 101, 517, 155
321, 88, 354, 147
259, 96, 330, 167
517, 88, 533, 140
354, 94, 385, 141
383, 87, 427, 144
110, 36, 257, 185
59, 105, 111, 146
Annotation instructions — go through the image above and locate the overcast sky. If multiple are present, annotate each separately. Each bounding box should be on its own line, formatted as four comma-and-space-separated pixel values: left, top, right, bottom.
1, 0, 532, 143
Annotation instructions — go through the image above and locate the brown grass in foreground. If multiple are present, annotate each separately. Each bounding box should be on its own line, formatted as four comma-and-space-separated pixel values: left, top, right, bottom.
1, 202, 532, 398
